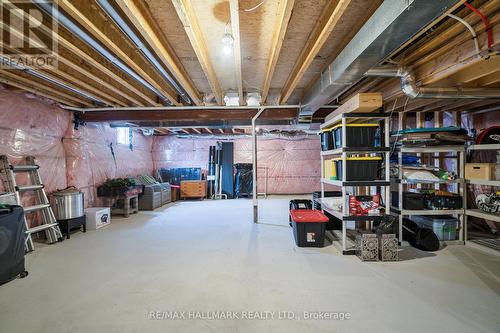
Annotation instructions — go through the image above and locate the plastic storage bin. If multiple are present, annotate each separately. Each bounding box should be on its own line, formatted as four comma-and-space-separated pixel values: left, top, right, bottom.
409, 215, 458, 241
323, 159, 337, 180
332, 124, 379, 148
320, 129, 334, 151
84, 207, 111, 230
333, 157, 382, 181
391, 191, 425, 210
290, 210, 328, 247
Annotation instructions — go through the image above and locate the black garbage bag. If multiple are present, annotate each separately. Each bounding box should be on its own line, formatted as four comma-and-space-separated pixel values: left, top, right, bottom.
234, 164, 253, 198
403, 219, 440, 251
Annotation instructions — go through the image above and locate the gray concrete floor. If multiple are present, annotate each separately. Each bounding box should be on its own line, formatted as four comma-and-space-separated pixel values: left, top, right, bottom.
1, 196, 499, 333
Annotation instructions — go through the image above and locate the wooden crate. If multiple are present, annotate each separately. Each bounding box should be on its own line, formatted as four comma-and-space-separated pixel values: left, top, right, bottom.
180, 180, 207, 199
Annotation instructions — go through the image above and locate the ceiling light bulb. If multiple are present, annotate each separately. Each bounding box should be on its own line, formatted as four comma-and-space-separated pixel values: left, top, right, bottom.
222, 33, 234, 45
223, 45, 232, 55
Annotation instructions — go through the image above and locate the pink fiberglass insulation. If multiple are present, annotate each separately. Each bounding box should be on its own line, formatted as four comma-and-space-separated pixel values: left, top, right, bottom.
0, 89, 71, 198
0, 88, 154, 210
64, 123, 154, 207
152, 135, 321, 194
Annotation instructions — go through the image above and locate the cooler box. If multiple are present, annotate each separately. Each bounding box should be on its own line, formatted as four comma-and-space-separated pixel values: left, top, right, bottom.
290, 210, 328, 247
333, 157, 382, 181
332, 123, 379, 148
84, 207, 111, 230
409, 215, 458, 241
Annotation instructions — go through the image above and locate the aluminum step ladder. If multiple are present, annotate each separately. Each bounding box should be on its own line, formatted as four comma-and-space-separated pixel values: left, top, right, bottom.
0, 155, 63, 251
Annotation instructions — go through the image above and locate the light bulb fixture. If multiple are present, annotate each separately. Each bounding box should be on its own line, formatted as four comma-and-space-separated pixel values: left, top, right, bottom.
222, 32, 234, 46
223, 45, 232, 55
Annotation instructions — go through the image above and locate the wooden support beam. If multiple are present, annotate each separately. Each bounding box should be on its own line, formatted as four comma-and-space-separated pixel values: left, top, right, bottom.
0, 70, 90, 106
205, 128, 213, 134
442, 56, 500, 85
279, 0, 352, 104
191, 128, 201, 134
118, 0, 203, 105
229, 0, 244, 105
79, 108, 299, 122
261, 0, 295, 103
58, 0, 181, 105
219, 128, 225, 134
324, 93, 382, 123
171, 0, 223, 105
181, 129, 190, 134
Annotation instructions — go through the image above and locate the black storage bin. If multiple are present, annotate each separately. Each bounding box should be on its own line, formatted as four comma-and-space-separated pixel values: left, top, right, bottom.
334, 157, 382, 181
0, 205, 28, 285
320, 129, 334, 151
424, 194, 462, 210
391, 191, 425, 210
289, 199, 312, 223
333, 124, 379, 148
290, 210, 328, 248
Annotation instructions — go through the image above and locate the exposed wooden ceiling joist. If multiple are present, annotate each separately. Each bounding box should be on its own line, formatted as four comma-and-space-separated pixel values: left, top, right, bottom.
0, 69, 90, 106
279, 0, 352, 104
171, 0, 223, 105
261, 0, 295, 103
58, 0, 181, 105
229, 0, 244, 105
117, 0, 203, 105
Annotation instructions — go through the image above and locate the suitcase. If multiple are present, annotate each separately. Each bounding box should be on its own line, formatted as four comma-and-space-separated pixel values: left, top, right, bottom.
0, 205, 28, 285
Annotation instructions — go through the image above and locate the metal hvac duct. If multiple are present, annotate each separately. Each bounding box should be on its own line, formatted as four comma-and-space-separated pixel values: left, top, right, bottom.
365, 65, 500, 99
33, 0, 172, 104
301, 0, 461, 116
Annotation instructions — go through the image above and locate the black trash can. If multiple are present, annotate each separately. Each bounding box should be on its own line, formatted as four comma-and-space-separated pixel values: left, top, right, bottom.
0, 205, 28, 285
290, 210, 328, 247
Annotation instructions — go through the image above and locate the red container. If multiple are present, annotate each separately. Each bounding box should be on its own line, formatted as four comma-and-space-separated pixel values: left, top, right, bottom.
290, 210, 328, 247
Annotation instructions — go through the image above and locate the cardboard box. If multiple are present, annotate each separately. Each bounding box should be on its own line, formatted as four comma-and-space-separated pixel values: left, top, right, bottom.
465, 163, 496, 180
84, 207, 111, 230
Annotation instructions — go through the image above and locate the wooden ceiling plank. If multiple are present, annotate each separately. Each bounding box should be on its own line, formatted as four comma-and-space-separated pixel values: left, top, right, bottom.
171, 0, 222, 105
229, 0, 244, 105
57, 34, 157, 106
279, 0, 353, 104
445, 56, 500, 85
3, 0, 151, 106
0, 70, 91, 106
402, 0, 498, 66
58, 0, 180, 105
261, 0, 295, 103
118, 0, 203, 105
475, 70, 500, 87
0, 76, 80, 107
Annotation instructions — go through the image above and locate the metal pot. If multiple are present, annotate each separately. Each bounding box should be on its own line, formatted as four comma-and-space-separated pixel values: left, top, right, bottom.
50, 186, 84, 220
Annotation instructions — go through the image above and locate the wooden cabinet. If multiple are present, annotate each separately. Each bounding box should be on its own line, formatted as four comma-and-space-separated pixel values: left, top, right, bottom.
180, 180, 207, 199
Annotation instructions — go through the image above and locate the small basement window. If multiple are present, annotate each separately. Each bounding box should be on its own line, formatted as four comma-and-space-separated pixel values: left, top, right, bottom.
117, 127, 131, 145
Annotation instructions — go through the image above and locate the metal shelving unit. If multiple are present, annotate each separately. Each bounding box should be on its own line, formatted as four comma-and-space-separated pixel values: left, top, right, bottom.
464, 144, 500, 251
320, 112, 391, 254
392, 146, 466, 245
